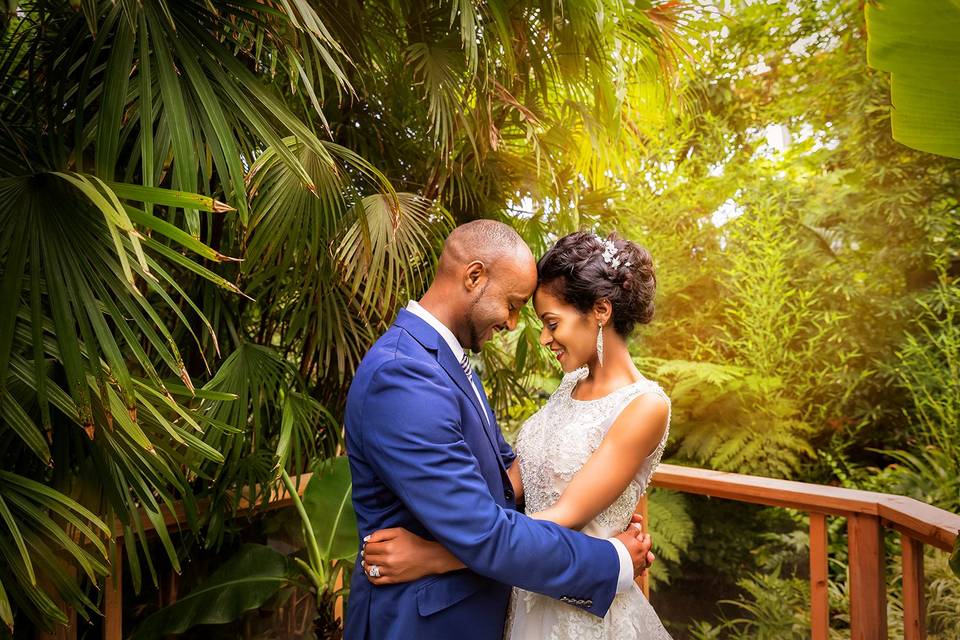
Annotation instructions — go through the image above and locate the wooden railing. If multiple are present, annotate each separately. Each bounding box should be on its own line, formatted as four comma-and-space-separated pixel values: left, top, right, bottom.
47, 465, 960, 639
643, 464, 960, 640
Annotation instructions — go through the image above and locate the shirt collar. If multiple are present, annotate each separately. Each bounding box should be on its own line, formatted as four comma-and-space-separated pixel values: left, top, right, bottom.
405, 300, 466, 362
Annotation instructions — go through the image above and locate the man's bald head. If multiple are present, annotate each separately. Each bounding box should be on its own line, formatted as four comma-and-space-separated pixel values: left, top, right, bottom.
420, 220, 537, 352
437, 220, 533, 278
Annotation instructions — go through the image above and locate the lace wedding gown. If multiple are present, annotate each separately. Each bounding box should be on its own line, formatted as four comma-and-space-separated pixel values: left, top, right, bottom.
505, 368, 672, 640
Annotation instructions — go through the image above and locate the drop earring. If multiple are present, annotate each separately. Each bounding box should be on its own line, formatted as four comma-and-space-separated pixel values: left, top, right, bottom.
596, 322, 604, 367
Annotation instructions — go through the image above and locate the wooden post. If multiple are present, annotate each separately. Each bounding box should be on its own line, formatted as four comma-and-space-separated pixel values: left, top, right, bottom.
37, 565, 77, 640
36, 616, 77, 640
36, 608, 77, 640
901, 534, 926, 640
848, 513, 887, 640
636, 493, 650, 598
103, 550, 122, 640
809, 512, 829, 640
334, 566, 345, 624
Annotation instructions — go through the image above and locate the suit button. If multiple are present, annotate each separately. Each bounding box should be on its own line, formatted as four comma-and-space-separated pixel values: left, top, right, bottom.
504, 489, 514, 501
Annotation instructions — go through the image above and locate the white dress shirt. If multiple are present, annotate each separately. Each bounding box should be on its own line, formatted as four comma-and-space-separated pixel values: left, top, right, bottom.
404, 300, 636, 594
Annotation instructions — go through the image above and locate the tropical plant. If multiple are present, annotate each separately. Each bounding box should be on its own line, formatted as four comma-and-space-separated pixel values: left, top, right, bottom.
0, 0, 679, 633
611, 0, 960, 632
694, 568, 811, 640
292, 457, 358, 596
865, 0, 960, 160
641, 358, 814, 477
128, 543, 300, 640
928, 551, 960, 638
129, 457, 358, 639
892, 273, 960, 456
645, 489, 694, 588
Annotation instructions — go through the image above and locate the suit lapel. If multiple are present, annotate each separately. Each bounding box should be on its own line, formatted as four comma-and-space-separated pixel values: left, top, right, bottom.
395, 308, 505, 468
437, 347, 492, 433
472, 375, 510, 476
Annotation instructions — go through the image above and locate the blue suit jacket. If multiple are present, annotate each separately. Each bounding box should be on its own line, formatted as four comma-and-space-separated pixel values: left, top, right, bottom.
343, 309, 620, 640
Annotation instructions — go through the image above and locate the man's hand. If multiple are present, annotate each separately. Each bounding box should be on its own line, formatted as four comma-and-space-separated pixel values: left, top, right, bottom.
615, 514, 655, 578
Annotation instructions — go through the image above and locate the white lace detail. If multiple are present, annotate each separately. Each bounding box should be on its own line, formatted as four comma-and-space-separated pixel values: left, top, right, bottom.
505, 587, 672, 640
506, 367, 672, 640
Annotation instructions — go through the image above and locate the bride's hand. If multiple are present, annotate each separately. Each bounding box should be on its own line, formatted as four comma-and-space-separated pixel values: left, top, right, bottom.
361, 527, 464, 585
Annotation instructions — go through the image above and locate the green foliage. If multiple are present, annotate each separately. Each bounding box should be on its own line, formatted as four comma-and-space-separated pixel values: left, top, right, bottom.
129, 544, 298, 640
920, 550, 960, 638
947, 538, 960, 611
616, 1, 960, 633
645, 489, 694, 588
0, 472, 111, 632
194, 343, 341, 550
0, 173, 233, 625
281, 461, 358, 597
893, 274, 960, 453
303, 457, 359, 564
646, 359, 814, 477
882, 447, 960, 515
692, 568, 811, 640
132, 461, 362, 639
866, 0, 960, 159
243, 139, 452, 381
0, 0, 679, 631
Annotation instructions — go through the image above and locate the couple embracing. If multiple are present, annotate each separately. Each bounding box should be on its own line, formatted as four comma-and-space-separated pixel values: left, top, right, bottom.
344, 221, 672, 640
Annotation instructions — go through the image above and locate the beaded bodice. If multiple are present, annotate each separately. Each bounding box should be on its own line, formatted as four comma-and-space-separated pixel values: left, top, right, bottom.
514, 368, 671, 538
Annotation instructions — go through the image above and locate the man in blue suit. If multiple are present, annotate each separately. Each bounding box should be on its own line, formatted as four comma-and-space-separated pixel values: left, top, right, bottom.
344, 221, 652, 640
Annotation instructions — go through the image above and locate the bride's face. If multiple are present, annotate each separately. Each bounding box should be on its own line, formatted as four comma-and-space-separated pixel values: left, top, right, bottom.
533, 287, 597, 373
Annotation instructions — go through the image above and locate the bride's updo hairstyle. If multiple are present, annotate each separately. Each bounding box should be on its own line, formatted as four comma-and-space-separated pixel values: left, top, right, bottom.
536, 231, 656, 337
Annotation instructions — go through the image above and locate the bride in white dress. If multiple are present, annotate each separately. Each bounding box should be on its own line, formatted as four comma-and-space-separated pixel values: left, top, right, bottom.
506, 365, 671, 639
362, 231, 672, 639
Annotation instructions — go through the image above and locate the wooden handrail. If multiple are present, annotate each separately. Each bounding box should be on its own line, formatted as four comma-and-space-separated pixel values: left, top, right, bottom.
92, 464, 959, 640
646, 464, 960, 640
116, 464, 960, 550
111, 476, 313, 539
650, 463, 960, 550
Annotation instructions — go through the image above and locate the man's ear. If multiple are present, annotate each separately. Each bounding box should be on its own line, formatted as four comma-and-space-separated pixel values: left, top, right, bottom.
464, 260, 486, 292
593, 299, 612, 326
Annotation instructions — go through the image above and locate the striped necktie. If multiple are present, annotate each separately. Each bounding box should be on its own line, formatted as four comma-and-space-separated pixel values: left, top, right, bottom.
459, 353, 490, 425
459, 353, 474, 382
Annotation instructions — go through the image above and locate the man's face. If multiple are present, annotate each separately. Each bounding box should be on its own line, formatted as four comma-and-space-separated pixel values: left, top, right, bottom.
464, 253, 537, 352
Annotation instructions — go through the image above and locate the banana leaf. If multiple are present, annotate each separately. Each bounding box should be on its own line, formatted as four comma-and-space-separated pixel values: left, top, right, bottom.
866, 0, 960, 159
129, 544, 297, 640
303, 456, 359, 562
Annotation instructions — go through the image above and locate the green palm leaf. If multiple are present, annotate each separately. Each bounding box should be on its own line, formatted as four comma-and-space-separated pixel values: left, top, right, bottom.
0, 471, 111, 630
0, 172, 240, 628
0, 0, 683, 633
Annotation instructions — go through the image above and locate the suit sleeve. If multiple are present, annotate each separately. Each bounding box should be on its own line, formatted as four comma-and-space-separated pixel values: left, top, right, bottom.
361, 358, 620, 617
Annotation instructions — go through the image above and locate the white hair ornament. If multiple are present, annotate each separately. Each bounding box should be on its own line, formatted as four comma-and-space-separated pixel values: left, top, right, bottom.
594, 234, 632, 269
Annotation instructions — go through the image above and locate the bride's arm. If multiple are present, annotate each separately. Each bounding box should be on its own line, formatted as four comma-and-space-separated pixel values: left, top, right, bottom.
507, 458, 524, 505
362, 396, 666, 587
530, 393, 668, 531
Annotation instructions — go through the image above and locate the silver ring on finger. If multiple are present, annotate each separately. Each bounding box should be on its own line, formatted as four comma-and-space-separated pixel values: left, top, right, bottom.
368, 564, 381, 578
